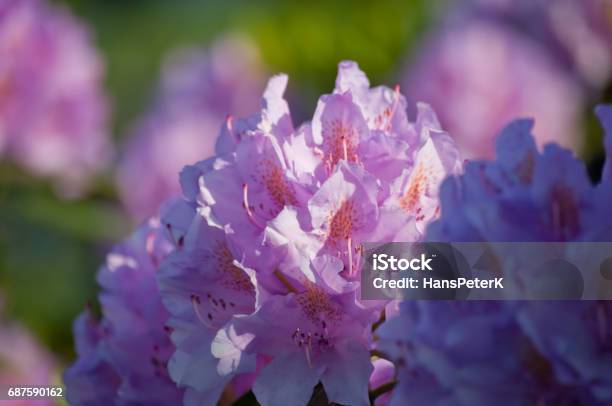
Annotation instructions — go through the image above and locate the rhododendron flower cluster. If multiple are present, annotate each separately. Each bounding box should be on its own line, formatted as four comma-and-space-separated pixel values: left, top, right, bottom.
117, 36, 265, 220
66, 59, 612, 405
157, 61, 462, 404
67, 61, 461, 405
0, 0, 111, 195
377, 106, 612, 405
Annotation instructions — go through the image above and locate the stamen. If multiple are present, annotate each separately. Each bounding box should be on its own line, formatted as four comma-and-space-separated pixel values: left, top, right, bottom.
550, 186, 579, 240
347, 237, 353, 276
343, 136, 348, 161
225, 115, 236, 142
146, 231, 157, 265
354, 243, 363, 273
325, 159, 333, 177
273, 269, 298, 293
304, 335, 313, 368
242, 183, 265, 229
385, 85, 401, 130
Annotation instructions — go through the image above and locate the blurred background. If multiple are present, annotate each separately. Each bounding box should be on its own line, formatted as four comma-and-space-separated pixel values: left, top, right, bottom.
0, 0, 610, 398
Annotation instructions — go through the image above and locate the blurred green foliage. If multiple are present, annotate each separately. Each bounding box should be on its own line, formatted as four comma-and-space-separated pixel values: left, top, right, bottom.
0, 165, 129, 359
61, 0, 435, 134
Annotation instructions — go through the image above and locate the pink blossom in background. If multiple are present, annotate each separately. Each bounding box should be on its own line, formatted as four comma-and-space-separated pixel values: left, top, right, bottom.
0, 0, 111, 196
117, 36, 265, 221
472, 0, 612, 88
0, 312, 56, 406
403, 18, 585, 160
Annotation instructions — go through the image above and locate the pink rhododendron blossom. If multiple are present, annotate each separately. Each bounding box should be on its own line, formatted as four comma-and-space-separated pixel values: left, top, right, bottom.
157, 202, 257, 405
0, 311, 56, 406
228, 256, 376, 406
404, 17, 584, 160
157, 61, 461, 405
0, 0, 111, 195
473, 0, 612, 87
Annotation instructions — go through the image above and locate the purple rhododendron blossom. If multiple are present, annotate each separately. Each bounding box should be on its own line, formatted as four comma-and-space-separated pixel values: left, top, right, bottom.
427, 111, 611, 243
377, 106, 612, 405
153, 61, 461, 405
64, 218, 183, 405
117, 36, 265, 220
516, 301, 612, 402
377, 301, 602, 405
404, 15, 584, 160
0, 0, 111, 195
